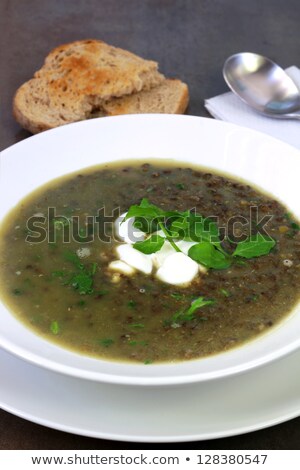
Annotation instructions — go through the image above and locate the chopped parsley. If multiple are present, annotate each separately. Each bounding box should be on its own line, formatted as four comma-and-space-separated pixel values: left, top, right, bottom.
128, 340, 148, 347
284, 212, 300, 237
52, 250, 98, 295
129, 323, 145, 329
50, 321, 60, 335
170, 292, 185, 300
98, 338, 114, 348
220, 288, 230, 297
12, 288, 23, 296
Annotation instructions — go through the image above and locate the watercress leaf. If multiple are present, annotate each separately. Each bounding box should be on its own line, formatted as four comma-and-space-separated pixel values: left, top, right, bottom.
233, 233, 276, 259
126, 199, 188, 234
169, 214, 190, 238
185, 297, 215, 319
133, 234, 165, 254
165, 211, 190, 230
157, 221, 181, 253
169, 212, 223, 249
124, 198, 165, 221
189, 214, 221, 244
188, 242, 232, 269
139, 200, 185, 218
170, 296, 215, 324
133, 216, 161, 234
124, 199, 165, 234
124, 205, 161, 220
139, 198, 158, 209
134, 211, 188, 235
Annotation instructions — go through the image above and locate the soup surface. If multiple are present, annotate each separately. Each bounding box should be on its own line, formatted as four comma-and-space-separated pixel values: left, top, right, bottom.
0, 161, 300, 364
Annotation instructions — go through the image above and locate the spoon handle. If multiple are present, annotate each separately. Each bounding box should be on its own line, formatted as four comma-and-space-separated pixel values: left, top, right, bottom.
286, 112, 300, 120
268, 112, 300, 120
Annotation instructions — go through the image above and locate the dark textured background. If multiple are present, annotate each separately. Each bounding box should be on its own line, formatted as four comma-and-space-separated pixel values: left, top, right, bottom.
1, 0, 300, 449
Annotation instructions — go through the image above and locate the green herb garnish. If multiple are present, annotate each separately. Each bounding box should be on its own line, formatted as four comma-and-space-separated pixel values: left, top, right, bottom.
233, 233, 275, 259
52, 270, 65, 278
130, 323, 145, 329
48, 242, 58, 249
94, 289, 109, 297
248, 294, 259, 302
12, 288, 23, 296
284, 212, 300, 237
50, 321, 60, 335
63, 250, 83, 269
170, 292, 185, 300
68, 271, 94, 295
127, 300, 137, 308
220, 288, 230, 297
291, 222, 300, 231
124, 199, 276, 269
128, 340, 148, 346
65, 251, 97, 294
52, 250, 98, 295
133, 233, 165, 254
125, 198, 183, 251
53, 218, 70, 230
168, 296, 215, 325
125, 198, 165, 223
144, 359, 153, 365
170, 213, 221, 247
98, 338, 114, 348
188, 242, 232, 269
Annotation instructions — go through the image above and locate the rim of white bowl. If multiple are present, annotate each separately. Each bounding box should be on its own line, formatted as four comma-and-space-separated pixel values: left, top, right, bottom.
1, 114, 300, 386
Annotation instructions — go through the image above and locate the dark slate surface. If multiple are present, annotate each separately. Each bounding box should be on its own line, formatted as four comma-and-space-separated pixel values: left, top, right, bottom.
0, 0, 299, 449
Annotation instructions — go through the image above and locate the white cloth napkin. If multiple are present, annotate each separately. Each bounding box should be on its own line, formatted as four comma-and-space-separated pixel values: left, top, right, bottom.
204, 66, 300, 149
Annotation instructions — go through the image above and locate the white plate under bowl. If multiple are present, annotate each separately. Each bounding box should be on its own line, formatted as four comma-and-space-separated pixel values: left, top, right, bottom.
1, 346, 300, 442
1, 114, 300, 386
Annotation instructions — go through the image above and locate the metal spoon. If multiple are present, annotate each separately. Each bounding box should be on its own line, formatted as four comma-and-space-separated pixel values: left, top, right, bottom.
223, 52, 300, 119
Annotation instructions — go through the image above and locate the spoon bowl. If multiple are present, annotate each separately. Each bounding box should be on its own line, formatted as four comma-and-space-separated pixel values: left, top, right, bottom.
223, 52, 300, 119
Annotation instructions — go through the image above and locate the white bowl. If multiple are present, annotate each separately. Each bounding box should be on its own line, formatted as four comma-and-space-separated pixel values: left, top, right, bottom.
1, 114, 300, 386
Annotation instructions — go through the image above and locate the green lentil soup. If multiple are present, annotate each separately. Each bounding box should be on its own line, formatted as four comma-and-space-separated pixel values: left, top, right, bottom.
0, 160, 299, 364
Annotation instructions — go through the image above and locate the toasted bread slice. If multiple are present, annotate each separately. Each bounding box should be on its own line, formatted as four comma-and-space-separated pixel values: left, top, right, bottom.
13, 39, 164, 133
102, 79, 189, 116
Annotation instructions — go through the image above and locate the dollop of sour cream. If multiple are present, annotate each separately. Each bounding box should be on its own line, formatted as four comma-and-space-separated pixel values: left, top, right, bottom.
108, 213, 206, 286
